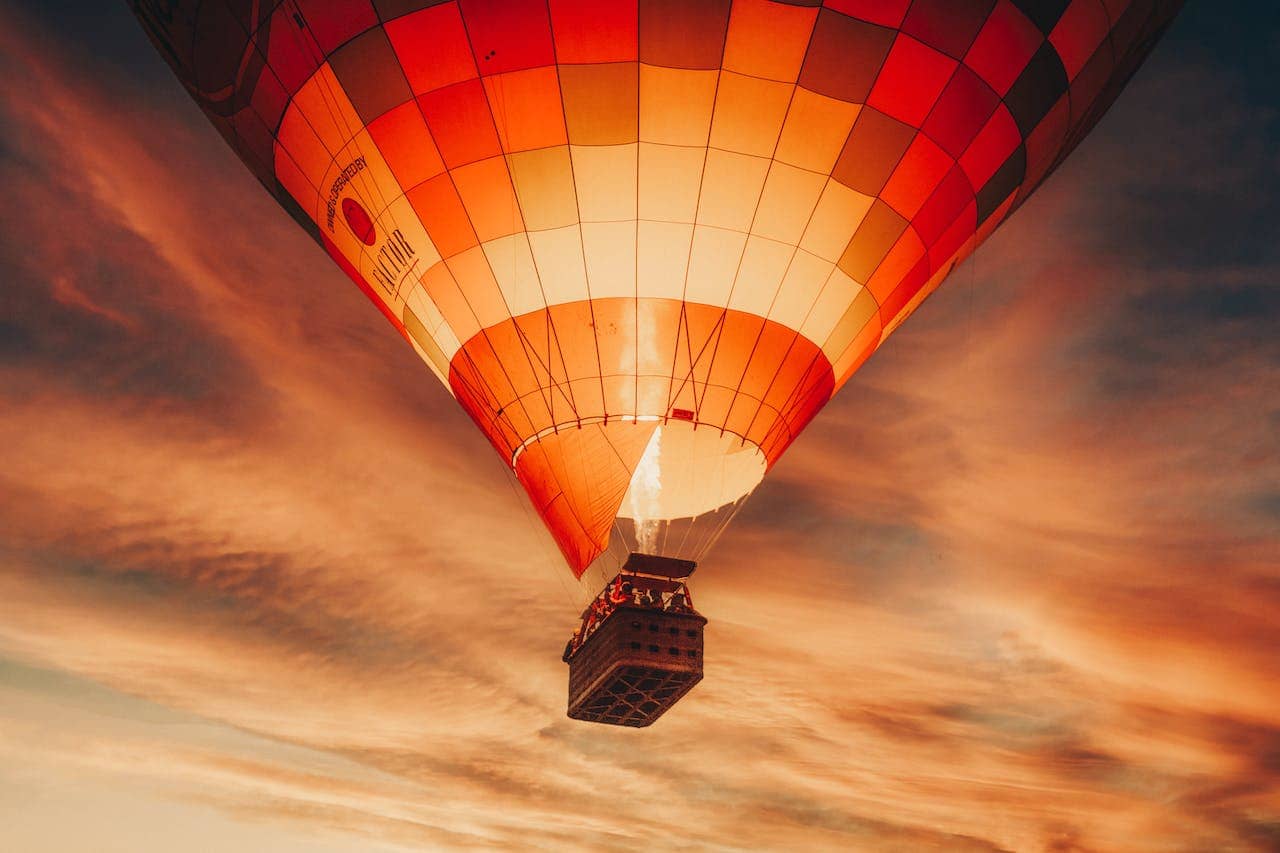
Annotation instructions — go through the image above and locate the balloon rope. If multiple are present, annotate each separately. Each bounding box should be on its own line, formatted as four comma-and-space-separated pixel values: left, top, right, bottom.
497, 458, 582, 610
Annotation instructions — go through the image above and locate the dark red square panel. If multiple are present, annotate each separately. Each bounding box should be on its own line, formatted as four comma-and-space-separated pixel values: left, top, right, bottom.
1013, 0, 1071, 34
964, 0, 1043, 96
975, 144, 1025, 223
1021, 92, 1070, 188
832, 107, 916, 196
960, 103, 1021, 188
1065, 39, 1116, 128
928, 199, 977, 268
1109, 0, 1160, 60
902, 0, 995, 60
459, 0, 556, 76
263, 4, 322, 95
866, 34, 956, 128
639, 0, 731, 69
374, 0, 454, 20
822, 0, 910, 28
912, 165, 974, 247
1004, 41, 1068, 136
329, 26, 413, 125
249, 62, 290, 132
923, 63, 1000, 158
295, 0, 378, 55
799, 9, 896, 103
881, 133, 953, 220
1049, 0, 1112, 79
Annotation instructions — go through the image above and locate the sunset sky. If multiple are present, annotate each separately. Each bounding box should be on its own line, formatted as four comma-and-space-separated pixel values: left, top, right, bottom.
1, 2, 1278, 851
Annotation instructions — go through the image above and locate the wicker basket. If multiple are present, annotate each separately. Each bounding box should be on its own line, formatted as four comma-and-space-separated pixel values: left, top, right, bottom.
566, 604, 706, 726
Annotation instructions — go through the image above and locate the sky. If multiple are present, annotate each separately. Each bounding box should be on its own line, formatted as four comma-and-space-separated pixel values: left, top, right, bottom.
0, 1, 1277, 851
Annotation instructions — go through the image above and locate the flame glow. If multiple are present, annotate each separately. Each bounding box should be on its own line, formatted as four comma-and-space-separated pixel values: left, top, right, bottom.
626, 426, 664, 552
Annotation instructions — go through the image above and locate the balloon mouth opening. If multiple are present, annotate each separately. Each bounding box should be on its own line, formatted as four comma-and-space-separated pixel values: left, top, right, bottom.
616, 420, 766, 553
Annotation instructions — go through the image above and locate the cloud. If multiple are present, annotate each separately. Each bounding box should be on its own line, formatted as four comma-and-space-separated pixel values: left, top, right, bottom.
0, 4, 1276, 853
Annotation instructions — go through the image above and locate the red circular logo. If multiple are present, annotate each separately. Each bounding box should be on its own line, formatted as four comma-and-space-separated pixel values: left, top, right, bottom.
342, 197, 376, 246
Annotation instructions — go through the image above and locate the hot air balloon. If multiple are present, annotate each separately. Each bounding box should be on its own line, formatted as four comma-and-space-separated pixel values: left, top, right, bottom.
132, 0, 1181, 726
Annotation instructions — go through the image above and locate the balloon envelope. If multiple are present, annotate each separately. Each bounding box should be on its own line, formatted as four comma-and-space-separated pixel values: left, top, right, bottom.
133, 0, 1180, 575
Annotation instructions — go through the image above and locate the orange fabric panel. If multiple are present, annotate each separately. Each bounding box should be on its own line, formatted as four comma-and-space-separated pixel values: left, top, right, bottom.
407, 174, 478, 259
366, 101, 445, 190
515, 420, 658, 574
451, 155, 524, 243
482, 66, 568, 152
867, 226, 925, 304
559, 62, 639, 145
722, 0, 817, 82
449, 299, 834, 472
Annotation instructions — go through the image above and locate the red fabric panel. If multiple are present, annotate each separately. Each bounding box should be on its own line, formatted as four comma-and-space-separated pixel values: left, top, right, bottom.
867, 34, 957, 127
458, 0, 556, 76
416, 79, 501, 168
549, 0, 639, 63
964, 0, 1043, 95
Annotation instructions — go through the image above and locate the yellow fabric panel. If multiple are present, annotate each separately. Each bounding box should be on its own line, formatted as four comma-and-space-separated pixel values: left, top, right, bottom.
776, 88, 861, 174
445, 245, 511, 328
506, 146, 579, 232
527, 225, 591, 305
581, 221, 636, 299
697, 149, 769, 232
752, 163, 827, 244
572, 144, 638, 223
769, 248, 833, 330
823, 286, 881, 371
802, 268, 863, 344
482, 233, 545, 317
638, 143, 704, 223
637, 220, 694, 301
728, 235, 794, 317
685, 225, 747, 306
800, 181, 875, 262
